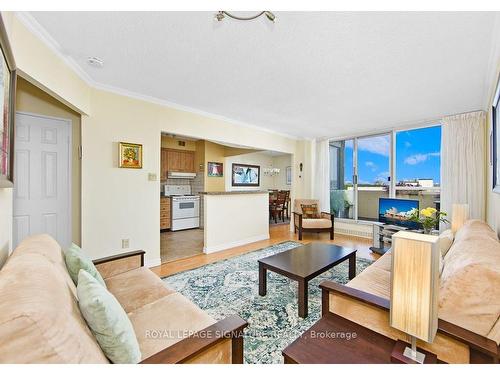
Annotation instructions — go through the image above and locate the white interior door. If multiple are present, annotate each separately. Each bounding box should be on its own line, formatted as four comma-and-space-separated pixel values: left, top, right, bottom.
13, 112, 71, 248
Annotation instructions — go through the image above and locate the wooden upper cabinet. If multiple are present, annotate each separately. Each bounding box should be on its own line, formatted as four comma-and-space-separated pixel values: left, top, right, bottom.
161, 148, 195, 177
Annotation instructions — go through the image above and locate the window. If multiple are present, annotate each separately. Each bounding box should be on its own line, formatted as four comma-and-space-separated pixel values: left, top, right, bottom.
330, 125, 441, 222
330, 139, 354, 219
356, 134, 390, 221
395, 126, 441, 212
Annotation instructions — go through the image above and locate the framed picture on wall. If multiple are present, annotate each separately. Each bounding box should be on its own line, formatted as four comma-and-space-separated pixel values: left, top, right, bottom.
286, 166, 292, 185
207, 162, 223, 177
0, 15, 17, 188
493, 75, 500, 194
119, 142, 143, 169
232, 163, 260, 187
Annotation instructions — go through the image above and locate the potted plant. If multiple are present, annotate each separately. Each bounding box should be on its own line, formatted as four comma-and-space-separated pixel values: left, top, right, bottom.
409, 207, 449, 234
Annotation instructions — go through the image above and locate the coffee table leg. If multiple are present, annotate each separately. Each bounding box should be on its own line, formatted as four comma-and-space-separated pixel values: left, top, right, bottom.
348, 253, 356, 279
298, 279, 308, 318
259, 263, 267, 296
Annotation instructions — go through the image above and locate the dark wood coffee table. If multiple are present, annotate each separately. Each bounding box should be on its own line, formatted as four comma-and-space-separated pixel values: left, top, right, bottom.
258, 243, 356, 318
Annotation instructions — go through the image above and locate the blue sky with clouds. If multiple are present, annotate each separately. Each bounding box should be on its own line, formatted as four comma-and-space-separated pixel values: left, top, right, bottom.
343, 125, 441, 185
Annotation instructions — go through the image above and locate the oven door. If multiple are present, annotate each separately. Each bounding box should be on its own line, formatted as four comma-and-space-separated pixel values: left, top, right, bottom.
172, 198, 199, 219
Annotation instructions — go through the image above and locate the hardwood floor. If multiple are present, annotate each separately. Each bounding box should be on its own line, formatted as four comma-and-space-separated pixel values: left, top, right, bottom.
151, 224, 378, 278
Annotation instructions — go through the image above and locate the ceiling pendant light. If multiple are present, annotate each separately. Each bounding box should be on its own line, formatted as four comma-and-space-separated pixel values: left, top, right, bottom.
215, 11, 276, 23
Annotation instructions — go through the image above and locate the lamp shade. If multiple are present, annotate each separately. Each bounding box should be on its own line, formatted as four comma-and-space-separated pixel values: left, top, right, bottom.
451, 204, 469, 233
390, 231, 440, 343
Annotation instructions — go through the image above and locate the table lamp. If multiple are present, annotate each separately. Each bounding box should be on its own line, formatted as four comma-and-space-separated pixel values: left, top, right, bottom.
390, 231, 440, 364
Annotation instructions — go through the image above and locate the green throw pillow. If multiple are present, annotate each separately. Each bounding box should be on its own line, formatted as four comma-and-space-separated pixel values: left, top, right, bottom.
64, 243, 106, 287
77, 270, 141, 364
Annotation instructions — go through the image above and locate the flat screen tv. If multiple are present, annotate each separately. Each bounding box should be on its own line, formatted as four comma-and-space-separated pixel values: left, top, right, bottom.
378, 198, 420, 229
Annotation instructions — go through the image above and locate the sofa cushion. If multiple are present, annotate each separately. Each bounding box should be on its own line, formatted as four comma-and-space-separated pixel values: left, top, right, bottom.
439, 264, 500, 344
128, 293, 216, 361
0, 252, 108, 363
371, 250, 392, 272
7, 234, 77, 298
346, 265, 391, 299
438, 229, 454, 257
65, 244, 106, 287
77, 270, 141, 363
293, 199, 320, 215
442, 232, 500, 283
301, 218, 332, 229
105, 267, 175, 313
301, 204, 320, 219
453, 219, 498, 243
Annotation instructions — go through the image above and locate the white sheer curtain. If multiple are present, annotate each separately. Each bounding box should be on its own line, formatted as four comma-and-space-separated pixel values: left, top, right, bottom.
313, 139, 330, 212
441, 111, 486, 228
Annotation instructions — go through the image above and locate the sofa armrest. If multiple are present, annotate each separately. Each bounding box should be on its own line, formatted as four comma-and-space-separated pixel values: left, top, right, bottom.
319, 280, 390, 315
320, 280, 499, 363
140, 315, 248, 364
321, 211, 335, 221
93, 250, 145, 279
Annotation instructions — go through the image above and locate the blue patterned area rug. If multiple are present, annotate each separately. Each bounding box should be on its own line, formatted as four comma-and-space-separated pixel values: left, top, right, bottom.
162, 241, 372, 364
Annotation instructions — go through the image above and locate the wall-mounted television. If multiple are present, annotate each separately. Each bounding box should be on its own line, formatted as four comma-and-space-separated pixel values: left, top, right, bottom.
378, 198, 420, 229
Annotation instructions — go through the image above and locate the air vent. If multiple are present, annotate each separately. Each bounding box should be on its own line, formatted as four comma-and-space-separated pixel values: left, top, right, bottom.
178, 141, 186, 147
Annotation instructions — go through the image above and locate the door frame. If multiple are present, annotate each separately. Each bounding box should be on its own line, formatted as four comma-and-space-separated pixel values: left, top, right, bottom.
14, 111, 73, 246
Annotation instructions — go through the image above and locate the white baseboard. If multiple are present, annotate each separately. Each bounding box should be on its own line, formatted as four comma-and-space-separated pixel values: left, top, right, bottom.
145, 257, 162, 268
203, 234, 270, 254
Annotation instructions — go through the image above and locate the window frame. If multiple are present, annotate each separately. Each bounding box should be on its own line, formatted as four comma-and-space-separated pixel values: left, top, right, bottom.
329, 123, 441, 224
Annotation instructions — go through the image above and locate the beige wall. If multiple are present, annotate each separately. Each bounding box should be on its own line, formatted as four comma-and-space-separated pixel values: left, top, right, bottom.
16, 78, 82, 245
272, 155, 292, 191
4, 13, 91, 114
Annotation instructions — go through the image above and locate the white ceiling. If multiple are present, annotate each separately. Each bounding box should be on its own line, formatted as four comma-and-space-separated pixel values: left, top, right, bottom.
23, 11, 500, 139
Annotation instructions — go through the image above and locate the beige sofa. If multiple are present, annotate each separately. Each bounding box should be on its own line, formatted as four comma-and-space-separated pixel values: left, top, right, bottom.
321, 219, 500, 364
0, 235, 246, 364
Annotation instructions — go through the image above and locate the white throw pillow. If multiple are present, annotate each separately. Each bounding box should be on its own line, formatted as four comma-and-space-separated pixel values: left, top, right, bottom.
439, 229, 454, 257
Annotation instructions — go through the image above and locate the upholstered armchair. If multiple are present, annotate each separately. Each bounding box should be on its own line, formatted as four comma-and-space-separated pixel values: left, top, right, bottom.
293, 199, 334, 240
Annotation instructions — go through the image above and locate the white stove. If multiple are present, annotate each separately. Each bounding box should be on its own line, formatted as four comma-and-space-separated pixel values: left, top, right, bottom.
164, 185, 200, 231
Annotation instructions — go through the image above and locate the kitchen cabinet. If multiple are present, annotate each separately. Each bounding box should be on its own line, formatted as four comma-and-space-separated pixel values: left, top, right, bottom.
161, 148, 195, 178
160, 196, 171, 230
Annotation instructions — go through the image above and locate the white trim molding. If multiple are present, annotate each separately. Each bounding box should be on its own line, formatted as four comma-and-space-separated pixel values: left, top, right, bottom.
203, 234, 270, 254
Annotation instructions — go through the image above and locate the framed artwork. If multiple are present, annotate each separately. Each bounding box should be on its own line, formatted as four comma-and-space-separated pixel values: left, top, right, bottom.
119, 142, 143, 169
207, 161, 223, 177
493, 75, 500, 194
286, 166, 292, 185
0, 15, 17, 188
232, 163, 260, 187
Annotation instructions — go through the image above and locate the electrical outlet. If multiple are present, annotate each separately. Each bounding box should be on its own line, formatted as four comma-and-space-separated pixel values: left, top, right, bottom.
148, 173, 157, 181
122, 239, 129, 249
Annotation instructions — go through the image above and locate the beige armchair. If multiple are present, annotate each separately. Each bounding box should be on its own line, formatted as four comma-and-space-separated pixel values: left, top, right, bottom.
293, 199, 334, 240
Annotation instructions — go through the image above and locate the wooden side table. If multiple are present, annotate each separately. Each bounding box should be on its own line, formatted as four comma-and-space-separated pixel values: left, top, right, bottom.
282, 312, 439, 364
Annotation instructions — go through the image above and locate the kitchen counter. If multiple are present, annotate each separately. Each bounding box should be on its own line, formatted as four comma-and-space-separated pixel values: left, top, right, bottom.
200, 191, 269, 195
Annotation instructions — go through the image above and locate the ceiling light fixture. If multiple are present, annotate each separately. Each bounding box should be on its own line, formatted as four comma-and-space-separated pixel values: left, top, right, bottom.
215, 11, 276, 23
87, 56, 104, 68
